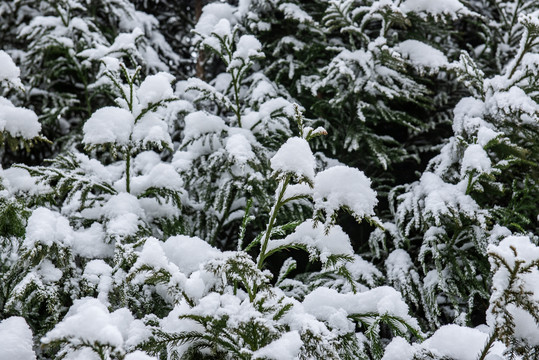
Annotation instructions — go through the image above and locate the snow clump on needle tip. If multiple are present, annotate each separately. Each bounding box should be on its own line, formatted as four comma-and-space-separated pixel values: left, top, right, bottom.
83, 107, 134, 146
136, 72, 175, 107
270, 137, 315, 181
0, 50, 21, 86
313, 165, 377, 221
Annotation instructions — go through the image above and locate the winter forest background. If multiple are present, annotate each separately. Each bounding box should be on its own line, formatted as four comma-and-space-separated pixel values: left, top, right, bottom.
0, 0, 538, 359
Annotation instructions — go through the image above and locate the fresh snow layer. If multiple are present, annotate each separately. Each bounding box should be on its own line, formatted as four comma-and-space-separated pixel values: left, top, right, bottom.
313, 165, 377, 220
83, 107, 134, 146
1, 166, 50, 195
226, 133, 255, 163
234, 35, 262, 60
73, 223, 113, 259
136, 72, 175, 107
399, 171, 484, 230
395, 40, 448, 70
266, 220, 353, 263
0, 317, 36, 360
381, 337, 415, 360
42, 298, 149, 350
130, 163, 183, 195
421, 324, 505, 360
252, 331, 302, 360
183, 111, 226, 140
0, 97, 41, 139
194, 2, 236, 37
131, 112, 172, 148
303, 286, 418, 333
24, 208, 73, 249
460, 144, 492, 176
400, 0, 468, 17
487, 236, 539, 346
270, 137, 315, 180
0, 50, 21, 85
163, 235, 221, 274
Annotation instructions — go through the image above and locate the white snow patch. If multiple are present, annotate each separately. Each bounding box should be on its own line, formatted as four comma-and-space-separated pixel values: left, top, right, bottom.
0, 317, 36, 360
400, 0, 469, 18
195, 3, 237, 37
270, 137, 315, 180
303, 286, 418, 333
381, 337, 414, 360
421, 324, 504, 360
395, 40, 448, 70
252, 331, 302, 360
163, 235, 221, 275
83, 107, 134, 146
0, 97, 41, 139
136, 72, 175, 107
43, 298, 148, 351
0, 50, 22, 87
226, 133, 255, 163
313, 166, 377, 221
183, 111, 226, 140
460, 144, 492, 176
266, 220, 353, 263
24, 208, 73, 248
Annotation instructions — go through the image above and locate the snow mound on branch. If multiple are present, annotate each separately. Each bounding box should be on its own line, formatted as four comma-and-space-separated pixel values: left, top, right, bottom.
136, 72, 175, 107
226, 133, 255, 163
195, 3, 237, 37
487, 236, 539, 346
125, 351, 157, 360
422, 325, 505, 360
395, 40, 448, 70
252, 331, 302, 360
270, 137, 315, 180
460, 144, 492, 176
131, 163, 183, 195
400, 0, 470, 18
381, 337, 415, 360
0, 50, 22, 87
383, 325, 507, 360
42, 298, 150, 351
0, 97, 41, 139
0, 317, 36, 360
303, 286, 419, 333
1, 166, 50, 195
398, 171, 485, 232
24, 208, 73, 248
83, 107, 134, 146
163, 235, 221, 275
131, 112, 172, 148
233, 35, 263, 61
313, 165, 377, 221
73, 223, 113, 259
266, 220, 353, 263
183, 111, 227, 140
279, 3, 314, 24
103, 193, 144, 218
